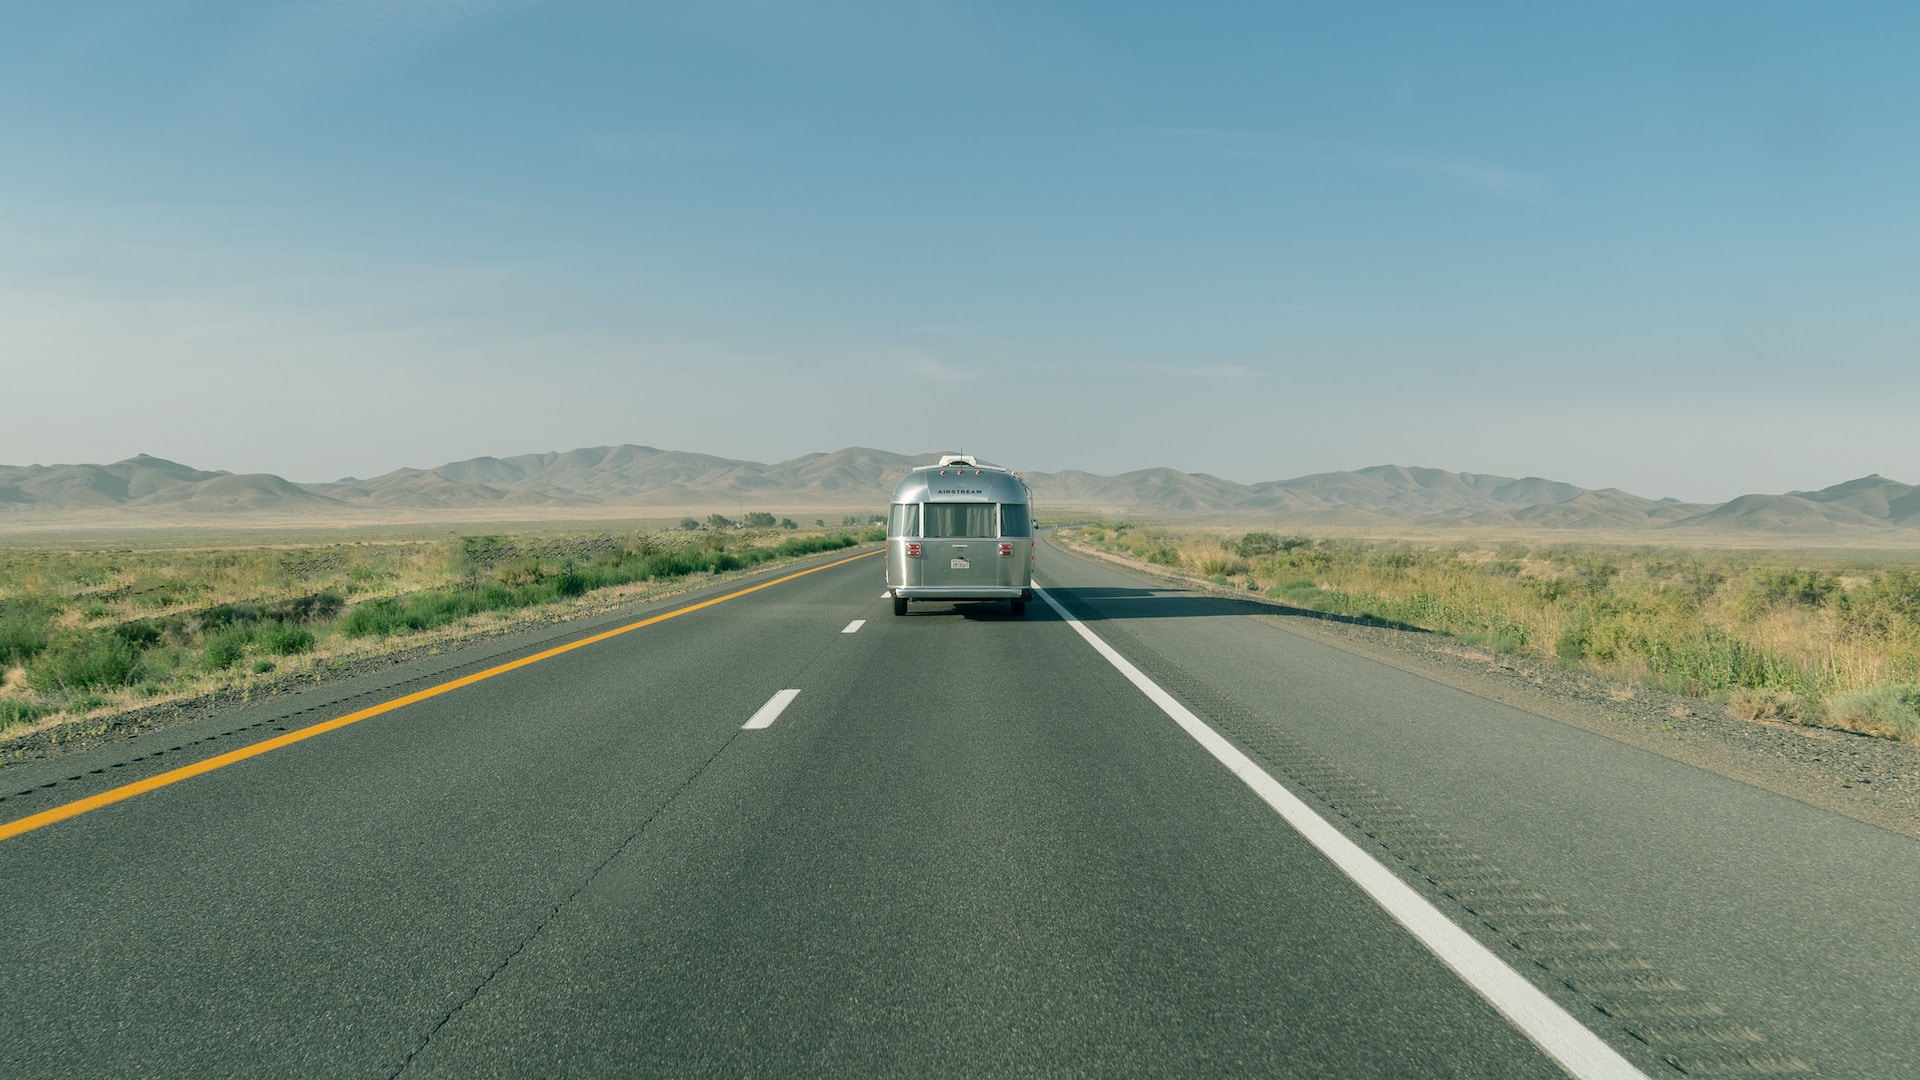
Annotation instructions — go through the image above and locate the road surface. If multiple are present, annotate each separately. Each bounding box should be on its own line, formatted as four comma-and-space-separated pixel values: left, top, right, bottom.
4, 536, 1916, 1076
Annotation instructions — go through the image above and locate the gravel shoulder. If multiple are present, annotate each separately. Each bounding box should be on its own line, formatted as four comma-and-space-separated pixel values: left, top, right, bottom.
1050, 531, 1920, 842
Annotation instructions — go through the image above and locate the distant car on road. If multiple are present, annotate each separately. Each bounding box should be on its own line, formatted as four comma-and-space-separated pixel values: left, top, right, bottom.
885, 455, 1035, 617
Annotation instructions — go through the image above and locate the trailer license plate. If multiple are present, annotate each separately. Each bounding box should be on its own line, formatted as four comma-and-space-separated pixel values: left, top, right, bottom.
950, 557, 970, 569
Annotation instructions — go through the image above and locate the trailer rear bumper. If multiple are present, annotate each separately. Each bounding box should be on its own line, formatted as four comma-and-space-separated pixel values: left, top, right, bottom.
891, 586, 1029, 600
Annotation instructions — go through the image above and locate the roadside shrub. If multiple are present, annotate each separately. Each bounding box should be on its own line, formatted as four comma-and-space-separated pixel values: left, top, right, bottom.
495, 559, 546, 589
1, 697, 54, 731
1648, 628, 1807, 697
261, 622, 316, 655
1725, 687, 1806, 724
1757, 570, 1840, 610
1844, 570, 1920, 638
1489, 627, 1527, 655
1827, 683, 1920, 743
334, 533, 863, 638
768, 534, 858, 559
340, 598, 407, 638
1268, 578, 1326, 609
27, 633, 146, 691
129, 576, 199, 609
1232, 532, 1281, 558
284, 589, 346, 623
137, 646, 184, 683
1555, 622, 1590, 663
0, 604, 53, 666
113, 620, 165, 648
1183, 544, 1246, 577
203, 625, 254, 670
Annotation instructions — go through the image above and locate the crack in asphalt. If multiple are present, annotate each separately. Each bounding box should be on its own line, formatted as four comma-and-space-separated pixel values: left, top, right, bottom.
389, 727, 748, 1079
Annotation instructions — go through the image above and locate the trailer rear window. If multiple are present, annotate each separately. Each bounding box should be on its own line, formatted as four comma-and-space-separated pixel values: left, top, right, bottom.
999, 503, 1030, 537
888, 502, 920, 537
923, 502, 997, 538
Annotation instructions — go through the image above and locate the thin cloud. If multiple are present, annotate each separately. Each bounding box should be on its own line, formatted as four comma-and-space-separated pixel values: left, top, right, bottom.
1143, 363, 1257, 379
907, 355, 970, 381
1075, 128, 1550, 205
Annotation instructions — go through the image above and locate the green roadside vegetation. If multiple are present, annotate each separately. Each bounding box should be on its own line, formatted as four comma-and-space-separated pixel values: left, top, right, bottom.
1, 524, 884, 738
1067, 524, 1920, 745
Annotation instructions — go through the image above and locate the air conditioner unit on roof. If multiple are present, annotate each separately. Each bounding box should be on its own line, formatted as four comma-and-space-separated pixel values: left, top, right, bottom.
937, 455, 978, 468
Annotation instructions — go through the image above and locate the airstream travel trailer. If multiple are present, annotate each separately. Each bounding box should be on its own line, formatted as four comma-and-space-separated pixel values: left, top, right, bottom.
885, 455, 1035, 616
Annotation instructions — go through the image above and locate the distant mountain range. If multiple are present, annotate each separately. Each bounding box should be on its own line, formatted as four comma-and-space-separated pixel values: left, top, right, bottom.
2, 447, 1917, 536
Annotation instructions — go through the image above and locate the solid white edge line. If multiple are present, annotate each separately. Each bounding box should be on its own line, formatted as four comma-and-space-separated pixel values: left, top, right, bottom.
743, 688, 802, 730
842, 620, 865, 634
1031, 584, 1648, 1080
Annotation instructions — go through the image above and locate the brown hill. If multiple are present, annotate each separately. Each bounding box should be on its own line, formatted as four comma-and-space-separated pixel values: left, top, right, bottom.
129, 473, 348, 513
0, 449, 1914, 537
0, 455, 230, 508
1672, 492, 1895, 535
1784, 475, 1920, 525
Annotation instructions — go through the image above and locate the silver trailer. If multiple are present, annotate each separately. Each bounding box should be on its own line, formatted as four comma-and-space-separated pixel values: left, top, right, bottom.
885, 455, 1035, 617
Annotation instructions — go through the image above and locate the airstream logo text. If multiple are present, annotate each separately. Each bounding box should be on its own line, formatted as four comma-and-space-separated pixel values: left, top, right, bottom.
937, 488, 984, 494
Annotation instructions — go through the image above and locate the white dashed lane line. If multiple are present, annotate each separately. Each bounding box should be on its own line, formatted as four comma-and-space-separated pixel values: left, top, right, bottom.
742, 689, 801, 730
842, 620, 865, 634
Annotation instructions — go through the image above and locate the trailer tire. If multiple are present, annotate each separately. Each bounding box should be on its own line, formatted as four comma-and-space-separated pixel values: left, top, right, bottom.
893, 594, 908, 616
1010, 597, 1026, 617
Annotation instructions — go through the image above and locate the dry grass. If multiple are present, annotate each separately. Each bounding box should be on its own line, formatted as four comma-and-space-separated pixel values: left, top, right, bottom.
1, 526, 867, 737
1068, 524, 1920, 744
1825, 683, 1920, 743
1179, 542, 1247, 578
1725, 688, 1807, 724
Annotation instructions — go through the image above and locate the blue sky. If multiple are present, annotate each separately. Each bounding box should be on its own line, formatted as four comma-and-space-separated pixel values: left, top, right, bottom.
3, 2, 1916, 502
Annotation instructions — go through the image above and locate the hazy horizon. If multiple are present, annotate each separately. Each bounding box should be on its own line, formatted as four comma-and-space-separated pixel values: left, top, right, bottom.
5, 4, 1916, 504
5, 442, 1912, 510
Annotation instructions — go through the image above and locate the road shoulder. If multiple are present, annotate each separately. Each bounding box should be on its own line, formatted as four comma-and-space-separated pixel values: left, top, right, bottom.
1046, 530, 1920, 842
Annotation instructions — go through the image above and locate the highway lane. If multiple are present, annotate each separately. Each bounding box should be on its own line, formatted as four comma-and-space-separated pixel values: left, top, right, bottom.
0, 543, 1666, 1076
402, 577, 1561, 1076
0, 555, 887, 1076
1037, 536, 1920, 1078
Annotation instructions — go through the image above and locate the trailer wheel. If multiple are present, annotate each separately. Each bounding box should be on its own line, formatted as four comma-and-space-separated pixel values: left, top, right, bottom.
1010, 597, 1026, 617
893, 594, 908, 616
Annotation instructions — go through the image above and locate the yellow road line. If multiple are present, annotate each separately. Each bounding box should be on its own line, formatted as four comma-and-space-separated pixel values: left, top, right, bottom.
0, 549, 881, 843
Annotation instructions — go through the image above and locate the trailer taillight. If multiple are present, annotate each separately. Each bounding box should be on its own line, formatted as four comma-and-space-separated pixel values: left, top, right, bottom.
998, 543, 1013, 557
906, 543, 921, 557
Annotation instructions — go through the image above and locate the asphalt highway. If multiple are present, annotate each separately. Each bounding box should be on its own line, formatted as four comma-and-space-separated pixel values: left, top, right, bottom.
3, 537, 1916, 1077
